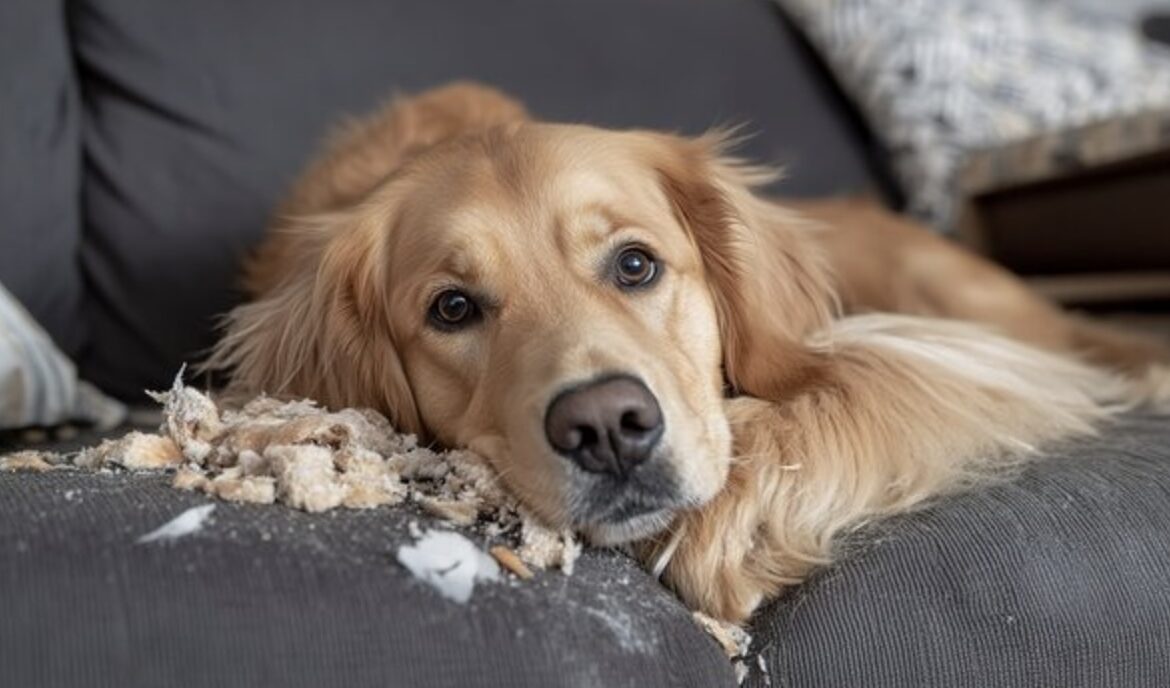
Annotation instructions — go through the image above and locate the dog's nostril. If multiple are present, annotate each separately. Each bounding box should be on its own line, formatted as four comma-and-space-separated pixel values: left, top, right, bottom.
620, 409, 652, 433
575, 425, 598, 450
544, 375, 665, 478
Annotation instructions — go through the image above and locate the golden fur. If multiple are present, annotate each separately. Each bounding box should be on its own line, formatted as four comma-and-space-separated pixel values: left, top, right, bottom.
209, 83, 1170, 622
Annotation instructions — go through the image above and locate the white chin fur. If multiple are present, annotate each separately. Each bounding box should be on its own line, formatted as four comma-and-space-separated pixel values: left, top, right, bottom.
584, 509, 676, 546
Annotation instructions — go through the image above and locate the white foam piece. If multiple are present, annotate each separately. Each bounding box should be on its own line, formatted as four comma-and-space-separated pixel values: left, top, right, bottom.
137, 504, 216, 544
396, 530, 500, 604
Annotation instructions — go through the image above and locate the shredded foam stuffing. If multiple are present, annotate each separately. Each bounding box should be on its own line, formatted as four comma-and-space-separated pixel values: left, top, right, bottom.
137, 504, 217, 544
396, 529, 501, 603
2, 372, 761, 667
692, 611, 754, 684
0, 451, 56, 473
24, 371, 579, 574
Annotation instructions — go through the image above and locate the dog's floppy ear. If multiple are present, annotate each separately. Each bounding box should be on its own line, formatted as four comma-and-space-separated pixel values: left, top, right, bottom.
653, 132, 837, 399
280, 81, 529, 219
209, 82, 530, 432
207, 206, 423, 434
245, 82, 529, 298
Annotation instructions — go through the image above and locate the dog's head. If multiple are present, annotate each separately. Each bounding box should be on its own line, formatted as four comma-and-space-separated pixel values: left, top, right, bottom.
216, 123, 834, 544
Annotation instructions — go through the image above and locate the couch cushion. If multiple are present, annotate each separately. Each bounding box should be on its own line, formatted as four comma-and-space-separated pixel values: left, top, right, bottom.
0, 281, 125, 430
744, 414, 1170, 687
0, 468, 735, 688
775, 0, 1170, 233
0, 0, 85, 355
71, 0, 885, 400
6, 419, 1170, 686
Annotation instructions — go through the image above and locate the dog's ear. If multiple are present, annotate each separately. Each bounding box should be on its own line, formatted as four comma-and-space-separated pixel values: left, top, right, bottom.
245, 82, 529, 297
279, 81, 529, 219
207, 207, 423, 434
213, 82, 527, 434
653, 132, 837, 399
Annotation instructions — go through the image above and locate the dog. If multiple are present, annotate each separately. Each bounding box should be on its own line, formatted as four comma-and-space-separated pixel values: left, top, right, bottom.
209, 83, 1170, 622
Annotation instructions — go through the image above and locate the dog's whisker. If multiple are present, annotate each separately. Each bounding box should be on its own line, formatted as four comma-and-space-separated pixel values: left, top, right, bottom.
651, 521, 687, 579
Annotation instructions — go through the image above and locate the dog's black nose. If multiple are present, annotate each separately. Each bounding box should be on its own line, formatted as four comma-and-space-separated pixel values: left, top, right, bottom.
544, 375, 664, 477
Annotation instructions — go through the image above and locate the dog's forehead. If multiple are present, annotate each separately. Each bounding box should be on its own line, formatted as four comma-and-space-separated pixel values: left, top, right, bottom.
536, 125, 676, 212
390, 125, 688, 293
434, 126, 675, 240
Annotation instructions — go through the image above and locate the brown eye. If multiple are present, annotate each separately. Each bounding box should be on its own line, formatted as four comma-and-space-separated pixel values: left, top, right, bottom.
429, 289, 478, 330
614, 247, 658, 288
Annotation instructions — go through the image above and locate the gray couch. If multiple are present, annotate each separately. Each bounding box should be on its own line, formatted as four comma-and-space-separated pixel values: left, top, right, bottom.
3, 1, 1169, 686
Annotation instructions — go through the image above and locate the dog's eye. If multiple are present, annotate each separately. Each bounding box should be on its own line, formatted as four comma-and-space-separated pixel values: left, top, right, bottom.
429, 289, 479, 330
614, 247, 658, 288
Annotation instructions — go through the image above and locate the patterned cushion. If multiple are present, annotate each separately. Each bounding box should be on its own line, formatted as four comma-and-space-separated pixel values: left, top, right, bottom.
0, 281, 125, 430
775, 0, 1170, 232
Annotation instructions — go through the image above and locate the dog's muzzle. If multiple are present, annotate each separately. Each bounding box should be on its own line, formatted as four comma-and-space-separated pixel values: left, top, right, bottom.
544, 374, 686, 542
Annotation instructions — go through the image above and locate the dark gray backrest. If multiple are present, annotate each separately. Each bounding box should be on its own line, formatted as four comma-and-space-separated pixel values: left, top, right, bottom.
0, 0, 84, 357
3, 0, 884, 400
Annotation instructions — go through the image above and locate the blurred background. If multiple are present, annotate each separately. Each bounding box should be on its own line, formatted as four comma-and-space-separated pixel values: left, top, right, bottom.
1, 0, 1168, 432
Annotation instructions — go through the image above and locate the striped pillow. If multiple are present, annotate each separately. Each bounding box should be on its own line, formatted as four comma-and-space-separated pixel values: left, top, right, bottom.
0, 282, 125, 430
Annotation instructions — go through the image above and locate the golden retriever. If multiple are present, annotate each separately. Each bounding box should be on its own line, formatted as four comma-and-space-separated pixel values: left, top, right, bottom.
210, 83, 1170, 622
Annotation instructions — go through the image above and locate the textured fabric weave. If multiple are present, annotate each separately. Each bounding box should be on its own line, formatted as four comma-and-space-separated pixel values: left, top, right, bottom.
775, 0, 1170, 231
5, 416, 1170, 686
744, 414, 1170, 687
0, 469, 735, 688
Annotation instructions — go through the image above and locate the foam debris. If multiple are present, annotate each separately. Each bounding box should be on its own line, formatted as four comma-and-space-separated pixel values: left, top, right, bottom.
396, 530, 500, 603
0, 451, 58, 472
137, 504, 216, 544
692, 611, 753, 683
53, 369, 580, 573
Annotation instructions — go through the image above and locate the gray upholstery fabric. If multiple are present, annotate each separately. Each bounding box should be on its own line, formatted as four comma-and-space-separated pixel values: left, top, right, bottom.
5, 416, 1170, 686
0, 469, 735, 688
11, 2, 1169, 685
744, 414, 1170, 687
0, 0, 85, 356
70, 0, 885, 400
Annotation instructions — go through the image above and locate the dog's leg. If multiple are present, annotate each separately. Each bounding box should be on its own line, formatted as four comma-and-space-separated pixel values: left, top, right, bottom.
638, 314, 1128, 623
796, 197, 1170, 393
